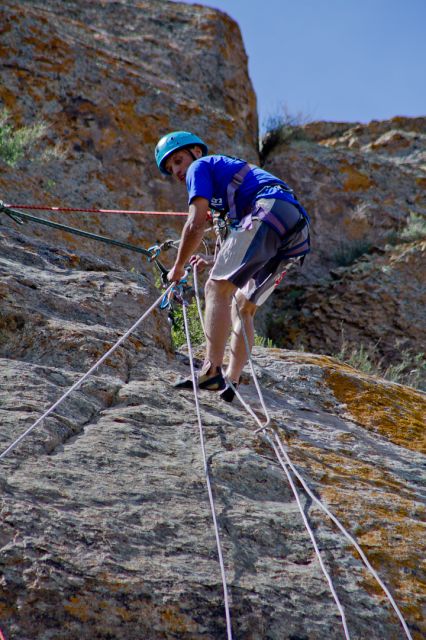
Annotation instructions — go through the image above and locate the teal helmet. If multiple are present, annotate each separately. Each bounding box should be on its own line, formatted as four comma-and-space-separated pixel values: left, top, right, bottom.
155, 131, 208, 175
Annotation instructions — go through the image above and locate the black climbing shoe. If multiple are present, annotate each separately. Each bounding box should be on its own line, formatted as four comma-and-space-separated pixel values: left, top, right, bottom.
220, 380, 239, 403
173, 376, 193, 389
174, 366, 226, 391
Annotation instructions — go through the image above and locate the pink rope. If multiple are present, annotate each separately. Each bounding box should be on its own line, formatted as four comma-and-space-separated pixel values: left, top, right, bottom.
4, 204, 187, 216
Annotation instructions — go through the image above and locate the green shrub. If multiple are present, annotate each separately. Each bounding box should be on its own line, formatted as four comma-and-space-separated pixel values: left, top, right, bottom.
400, 212, 426, 242
260, 105, 310, 162
337, 342, 376, 374
0, 109, 46, 166
169, 298, 276, 351
0, 109, 66, 167
254, 333, 276, 348
170, 298, 205, 350
385, 212, 426, 248
336, 339, 425, 390
383, 351, 425, 389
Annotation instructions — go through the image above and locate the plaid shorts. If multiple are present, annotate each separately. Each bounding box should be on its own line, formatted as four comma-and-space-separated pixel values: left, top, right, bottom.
210, 198, 309, 306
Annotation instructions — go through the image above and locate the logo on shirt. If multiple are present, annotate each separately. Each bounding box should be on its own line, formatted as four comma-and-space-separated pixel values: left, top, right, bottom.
211, 197, 223, 208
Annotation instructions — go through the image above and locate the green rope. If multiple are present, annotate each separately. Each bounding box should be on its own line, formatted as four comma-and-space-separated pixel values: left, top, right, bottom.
0, 202, 154, 257
0, 201, 170, 282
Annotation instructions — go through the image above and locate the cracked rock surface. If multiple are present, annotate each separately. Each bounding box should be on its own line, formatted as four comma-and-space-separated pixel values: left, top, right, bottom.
0, 222, 425, 640
0, 2, 425, 637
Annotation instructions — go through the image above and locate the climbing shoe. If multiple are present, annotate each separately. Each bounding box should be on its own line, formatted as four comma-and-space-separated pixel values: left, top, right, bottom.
219, 380, 239, 403
174, 366, 226, 391
173, 376, 193, 389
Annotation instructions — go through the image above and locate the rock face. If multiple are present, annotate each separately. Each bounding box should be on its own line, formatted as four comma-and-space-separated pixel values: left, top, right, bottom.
1, 226, 425, 640
263, 116, 425, 277
1, 0, 424, 377
261, 117, 426, 377
0, 3, 425, 638
267, 239, 426, 381
0, 0, 258, 268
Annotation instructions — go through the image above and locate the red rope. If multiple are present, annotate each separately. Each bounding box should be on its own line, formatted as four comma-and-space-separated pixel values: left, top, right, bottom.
4, 204, 188, 216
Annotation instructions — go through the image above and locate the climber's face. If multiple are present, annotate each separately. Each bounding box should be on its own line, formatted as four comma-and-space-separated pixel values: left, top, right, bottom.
165, 146, 203, 182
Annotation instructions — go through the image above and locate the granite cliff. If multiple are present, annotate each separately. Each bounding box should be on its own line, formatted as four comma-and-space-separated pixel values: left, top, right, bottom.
0, 1, 425, 639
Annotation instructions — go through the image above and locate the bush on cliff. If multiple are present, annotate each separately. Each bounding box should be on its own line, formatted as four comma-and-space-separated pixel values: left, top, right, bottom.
0, 109, 66, 167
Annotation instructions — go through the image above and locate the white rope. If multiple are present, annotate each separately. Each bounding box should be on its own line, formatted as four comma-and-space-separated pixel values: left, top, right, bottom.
181, 302, 233, 640
0, 285, 174, 461
226, 257, 412, 638
191, 269, 348, 635
266, 433, 351, 639
226, 330, 412, 640
273, 435, 413, 640
232, 303, 353, 635
190, 254, 412, 639
230, 305, 412, 639
225, 383, 350, 638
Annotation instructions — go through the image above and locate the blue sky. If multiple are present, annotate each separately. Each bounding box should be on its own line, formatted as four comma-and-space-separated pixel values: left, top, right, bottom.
177, 0, 426, 131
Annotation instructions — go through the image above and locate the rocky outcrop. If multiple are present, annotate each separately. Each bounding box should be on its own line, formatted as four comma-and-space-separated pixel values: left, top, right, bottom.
266, 239, 426, 387
262, 116, 425, 277
0, 225, 425, 639
304, 116, 426, 161
0, 0, 258, 269
261, 117, 425, 374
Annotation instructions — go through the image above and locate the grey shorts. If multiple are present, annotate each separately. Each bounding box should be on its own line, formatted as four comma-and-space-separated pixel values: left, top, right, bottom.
210, 198, 309, 306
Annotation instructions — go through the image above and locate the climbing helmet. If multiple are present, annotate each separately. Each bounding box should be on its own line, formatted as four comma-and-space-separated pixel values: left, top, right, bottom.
155, 131, 208, 175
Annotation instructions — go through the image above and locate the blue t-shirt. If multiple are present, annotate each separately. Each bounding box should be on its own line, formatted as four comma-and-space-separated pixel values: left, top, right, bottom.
185, 154, 306, 221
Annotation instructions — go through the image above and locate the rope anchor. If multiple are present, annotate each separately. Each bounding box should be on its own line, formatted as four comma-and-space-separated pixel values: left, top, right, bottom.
0, 200, 25, 224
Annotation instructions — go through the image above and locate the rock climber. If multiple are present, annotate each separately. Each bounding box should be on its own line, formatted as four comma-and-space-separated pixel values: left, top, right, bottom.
155, 130, 310, 402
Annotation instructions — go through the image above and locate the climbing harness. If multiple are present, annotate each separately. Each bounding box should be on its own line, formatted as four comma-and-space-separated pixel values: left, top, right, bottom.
208, 164, 311, 268
225, 162, 310, 238
226, 162, 256, 220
